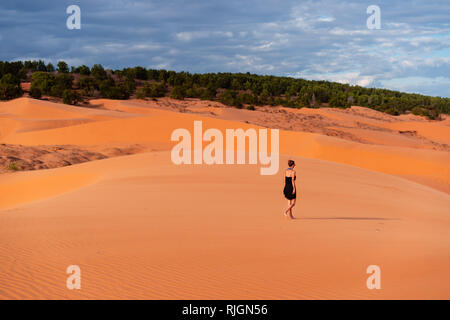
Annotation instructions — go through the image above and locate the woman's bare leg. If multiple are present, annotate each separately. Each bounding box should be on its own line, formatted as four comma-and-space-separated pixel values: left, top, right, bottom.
285, 199, 296, 219
289, 199, 296, 219
284, 200, 292, 218
284, 200, 290, 218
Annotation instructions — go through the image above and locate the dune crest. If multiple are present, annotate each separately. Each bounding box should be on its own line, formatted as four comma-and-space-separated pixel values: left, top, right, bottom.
0, 168, 98, 211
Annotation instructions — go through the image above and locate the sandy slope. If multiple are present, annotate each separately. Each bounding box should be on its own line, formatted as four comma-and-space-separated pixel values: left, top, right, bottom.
126, 99, 450, 150
2, 98, 449, 193
1, 152, 449, 299
1, 98, 449, 299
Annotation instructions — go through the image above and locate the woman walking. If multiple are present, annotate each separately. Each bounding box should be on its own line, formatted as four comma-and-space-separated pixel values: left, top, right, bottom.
283, 160, 297, 219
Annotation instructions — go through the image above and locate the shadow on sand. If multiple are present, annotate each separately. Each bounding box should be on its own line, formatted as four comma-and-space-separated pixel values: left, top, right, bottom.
294, 217, 399, 221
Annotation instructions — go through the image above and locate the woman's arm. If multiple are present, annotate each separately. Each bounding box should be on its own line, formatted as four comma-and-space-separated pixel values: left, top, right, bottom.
292, 170, 296, 193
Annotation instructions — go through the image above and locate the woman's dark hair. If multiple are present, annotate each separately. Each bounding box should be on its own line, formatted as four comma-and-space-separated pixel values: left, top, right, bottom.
288, 160, 295, 167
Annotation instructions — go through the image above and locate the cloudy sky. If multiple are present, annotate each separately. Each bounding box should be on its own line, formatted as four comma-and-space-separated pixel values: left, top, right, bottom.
0, 0, 449, 97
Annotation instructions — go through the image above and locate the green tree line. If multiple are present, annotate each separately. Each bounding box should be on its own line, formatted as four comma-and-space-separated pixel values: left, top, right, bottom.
0, 60, 448, 119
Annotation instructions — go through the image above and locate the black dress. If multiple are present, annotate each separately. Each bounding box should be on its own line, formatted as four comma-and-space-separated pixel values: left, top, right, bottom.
283, 174, 297, 200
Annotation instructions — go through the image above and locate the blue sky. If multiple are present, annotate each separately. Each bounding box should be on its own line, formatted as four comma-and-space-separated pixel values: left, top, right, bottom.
0, 0, 449, 97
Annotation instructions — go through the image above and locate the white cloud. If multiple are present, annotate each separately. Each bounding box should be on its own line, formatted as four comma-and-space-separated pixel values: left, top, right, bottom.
83, 43, 162, 54
318, 15, 335, 22
329, 27, 370, 36
227, 54, 275, 72
295, 71, 376, 87
251, 42, 274, 51
175, 31, 233, 42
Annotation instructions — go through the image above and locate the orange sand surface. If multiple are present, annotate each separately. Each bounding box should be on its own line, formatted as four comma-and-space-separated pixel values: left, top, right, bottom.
0, 98, 449, 299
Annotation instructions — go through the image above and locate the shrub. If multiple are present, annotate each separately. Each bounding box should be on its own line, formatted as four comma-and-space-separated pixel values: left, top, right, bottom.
62, 89, 81, 105
220, 90, 242, 107
8, 161, 20, 171
411, 106, 425, 116
30, 87, 42, 99
134, 66, 148, 80
99, 78, 130, 100
136, 89, 146, 99
240, 93, 256, 105
141, 83, 166, 98
200, 87, 216, 100
124, 77, 136, 94
329, 94, 351, 109
77, 65, 91, 75
46, 63, 55, 72
385, 107, 400, 116
149, 83, 167, 98
0, 74, 23, 100
31, 72, 55, 95
77, 76, 95, 95
57, 61, 69, 73
185, 87, 200, 98
50, 73, 74, 97
91, 64, 107, 80
170, 85, 186, 100
99, 77, 115, 97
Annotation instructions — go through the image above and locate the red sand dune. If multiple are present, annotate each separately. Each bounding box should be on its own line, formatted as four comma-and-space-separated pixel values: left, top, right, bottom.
0, 97, 449, 299
2, 98, 449, 193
